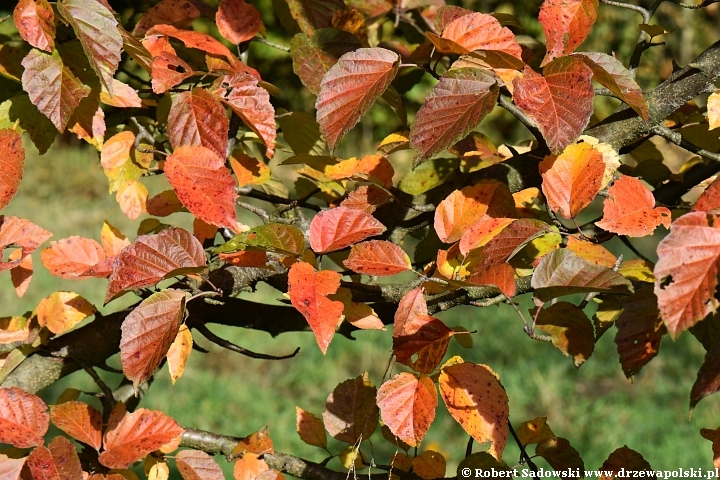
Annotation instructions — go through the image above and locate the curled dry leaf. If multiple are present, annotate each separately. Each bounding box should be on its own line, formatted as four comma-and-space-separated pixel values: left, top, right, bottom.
539, 0, 598, 65
41, 237, 110, 279
343, 240, 411, 276
296, 407, 327, 448
36, 291, 96, 334
376, 373, 437, 447
27, 436, 83, 480
50, 400, 103, 450
0, 386, 49, 448
0, 216, 52, 272
308, 206, 386, 254
323, 373, 379, 444
0, 129, 24, 211
217, 0, 263, 44
595, 176, 671, 237
439, 362, 509, 461
14, 0, 55, 52
176, 449, 225, 480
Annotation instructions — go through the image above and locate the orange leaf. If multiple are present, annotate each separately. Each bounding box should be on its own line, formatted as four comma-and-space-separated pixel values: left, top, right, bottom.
164, 146, 238, 230
308, 206, 386, 254
434, 6, 474, 34
439, 362, 509, 461
0, 387, 49, 448
168, 88, 229, 160
50, 400, 102, 450
150, 52, 195, 94
233, 453, 268, 480
596, 176, 671, 237
288, 262, 343, 354
230, 152, 271, 187
0, 217, 51, 272
217, 0, 263, 44
393, 315, 455, 374
295, 407, 327, 448
376, 373, 437, 447
116, 180, 148, 220
120, 289, 186, 389
459, 217, 515, 255
466, 262, 516, 298
323, 373, 379, 444
147, 23, 240, 65
14, 0, 55, 52
394, 287, 428, 336
9, 250, 32, 298
412, 450, 446, 480
132, 0, 202, 36
27, 436, 83, 480
441, 12, 522, 58
539, 0, 598, 65
654, 212, 720, 338
325, 155, 394, 188
512, 58, 594, 153
99, 408, 184, 469
193, 217, 217, 244
315, 48, 399, 151
41, 237, 109, 279
343, 240, 411, 276
0, 129, 24, 211
176, 450, 225, 480
233, 427, 274, 456
540, 142, 605, 218
340, 185, 391, 214
36, 291, 96, 334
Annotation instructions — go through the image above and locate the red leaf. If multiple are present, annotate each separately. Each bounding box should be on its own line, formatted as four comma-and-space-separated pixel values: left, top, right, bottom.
441, 12, 522, 58
539, 0, 598, 65
165, 146, 238, 230
287, 0, 345, 37
106, 227, 206, 302
176, 450, 225, 480
41, 237, 110, 279
99, 408, 184, 469
394, 288, 428, 337
466, 262, 516, 298
290, 29, 361, 95
540, 142, 606, 218
459, 218, 516, 256
694, 177, 720, 212
340, 185, 391, 214
0, 129, 24, 211
512, 57, 594, 153
146, 24, 238, 62
151, 52, 195, 94
308, 206, 386, 254
57, 0, 123, 93
27, 436, 82, 480
343, 240, 411, 276
120, 289, 187, 389
288, 261, 343, 354
315, 48, 400, 151
0, 216, 52, 272
439, 362, 509, 461
595, 176, 671, 237
14, 0, 55, 52
323, 373, 379, 444
0, 387, 49, 448
217, 0, 263, 45
21, 49, 91, 132
410, 68, 499, 162
132, 0, 202, 36
376, 373, 437, 447
654, 212, 720, 339
50, 401, 102, 450
212, 73, 276, 158
10, 251, 32, 298
393, 314, 455, 374
168, 89, 230, 161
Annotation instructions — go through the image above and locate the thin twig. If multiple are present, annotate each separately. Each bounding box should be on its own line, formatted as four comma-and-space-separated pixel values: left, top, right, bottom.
599, 0, 651, 23
469, 294, 507, 307
130, 117, 167, 156
629, 0, 665, 71
237, 201, 271, 222
508, 421, 539, 473
0, 15, 9, 24
194, 323, 300, 360
652, 124, 720, 162
251, 36, 290, 52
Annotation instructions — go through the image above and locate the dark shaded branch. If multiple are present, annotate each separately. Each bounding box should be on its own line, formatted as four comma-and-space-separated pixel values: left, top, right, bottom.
193, 323, 300, 360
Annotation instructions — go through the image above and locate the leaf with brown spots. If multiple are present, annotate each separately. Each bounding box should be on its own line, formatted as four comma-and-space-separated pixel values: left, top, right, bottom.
14, 0, 55, 52
596, 176, 671, 237
539, 0, 598, 65
217, 0, 263, 45
466, 262, 517, 298
340, 185, 391, 214
0, 387, 49, 448
176, 450, 225, 480
50, 400, 103, 450
323, 373, 379, 444
376, 373, 437, 447
343, 240, 411, 277
308, 206, 386, 254
41, 237, 110, 279
27, 436, 83, 480
0, 216, 52, 272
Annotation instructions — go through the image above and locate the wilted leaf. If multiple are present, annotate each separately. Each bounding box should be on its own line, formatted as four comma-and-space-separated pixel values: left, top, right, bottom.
167, 324, 192, 384
296, 407, 327, 448
596, 176, 671, 237
176, 450, 225, 480
165, 146, 238, 230
217, 0, 263, 44
516, 417, 556, 446
512, 57, 594, 153
539, 0, 598, 65
315, 48, 400, 151
599, 446, 655, 480
0, 216, 52, 272
36, 291, 96, 334
410, 68, 499, 162
343, 240, 411, 276
309, 206, 386, 254
535, 437, 584, 476
532, 249, 633, 302
441, 12, 522, 58
106, 227, 205, 302
287, 0, 345, 37
100, 408, 184, 469
0, 387, 48, 448
27, 436, 83, 480
14, 0, 55, 52
218, 223, 305, 255
376, 373, 437, 447
0, 129, 24, 211
168, 88, 229, 160
288, 262, 343, 354
50, 400, 102, 450
533, 302, 595, 367
323, 373, 379, 444
654, 212, 720, 339
120, 289, 186, 389
439, 362, 509, 461
290, 29, 361, 95
41, 237, 109, 279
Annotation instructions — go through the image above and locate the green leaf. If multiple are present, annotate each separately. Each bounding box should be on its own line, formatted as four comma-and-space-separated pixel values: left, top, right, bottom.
217, 224, 306, 255
532, 302, 596, 367
398, 158, 459, 195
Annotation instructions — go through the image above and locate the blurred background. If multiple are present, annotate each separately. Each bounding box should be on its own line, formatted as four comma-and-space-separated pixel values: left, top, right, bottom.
1, 0, 720, 478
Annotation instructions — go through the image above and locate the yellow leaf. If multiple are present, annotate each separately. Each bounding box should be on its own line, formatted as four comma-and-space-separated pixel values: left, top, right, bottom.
36, 292, 96, 334
116, 180, 148, 220
101, 220, 130, 257
100, 131, 152, 193
516, 417, 556, 446
167, 325, 192, 384
412, 450, 446, 480
618, 259, 656, 283
339, 445, 366, 470
566, 237, 617, 268
230, 151, 271, 187
708, 90, 720, 131
148, 461, 169, 480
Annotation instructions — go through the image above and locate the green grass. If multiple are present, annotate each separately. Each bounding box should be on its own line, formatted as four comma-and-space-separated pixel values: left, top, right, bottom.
4, 139, 720, 478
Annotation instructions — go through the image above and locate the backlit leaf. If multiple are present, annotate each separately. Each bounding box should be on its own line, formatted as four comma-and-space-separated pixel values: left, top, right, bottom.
151, 53, 195, 94
100, 408, 184, 469
217, 0, 263, 44
309, 206, 386, 254
167, 324, 192, 384
0, 94, 56, 155
14, 0, 55, 52
512, 57, 594, 153
120, 289, 187, 389
100, 131, 152, 194
36, 291, 96, 334
288, 262, 343, 354
325, 155, 394, 188
566, 237, 616, 268
410, 68, 499, 162
165, 146, 238, 230
176, 450, 224, 480
27, 436, 82, 480
439, 362, 508, 461
398, 158, 459, 196
290, 28, 361, 95
340, 185, 391, 214
653, 212, 720, 339
596, 176, 671, 237
21, 49, 91, 132
376, 373, 437, 447
106, 227, 206, 302
434, 6, 474, 34
230, 152, 271, 187
57, 0, 122, 92
0, 316, 31, 345
315, 48, 400, 151
0, 387, 48, 448
233, 453, 268, 480
343, 240, 411, 276
101, 221, 130, 257
516, 417, 556, 446
41, 237, 110, 279
394, 287, 428, 336
459, 218, 516, 256
709, 90, 719, 130
116, 180, 148, 221
100, 80, 142, 108
168, 88, 229, 160
0, 216, 52, 272
393, 315, 456, 374
533, 302, 595, 367
9, 251, 32, 298
218, 223, 305, 255
0, 455, 25, 480
233, 427, 274, 456
323, 373, 379, 444
539, 0, 598, 65
132, 0, 202, 36
287, 0, 345, 37
532, 249, 633, 302
0, 129, 24, 211
598, 446, 654, 480
296, 407, 327, 448
441, 12, 522, 58
693, 177, 720, 212
50, 400, 102, 450
466, 262, 516, 298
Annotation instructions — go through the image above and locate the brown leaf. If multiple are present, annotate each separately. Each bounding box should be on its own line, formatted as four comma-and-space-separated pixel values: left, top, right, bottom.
0, 216, 52, 272
535, 437, 584, 476
323, 373, 379, 444
308, 206, 386, 254
596, 176, 671, 237
412, 450, 446, 480
168, 88, 229, 160
175, 450, 225, 480
146, 190, 186, 217
0, 387, 49, 448
598, 446, 654, 480
217, 0, 263, 44
14, 0, 55, 52
376, 373, 437, 447
393, 315, 455, 374
533, 302, 596, 367
296, 407, 327, 448
27, 436, 83, 480
9, 250, 32, 298
50, 401, 103, 450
